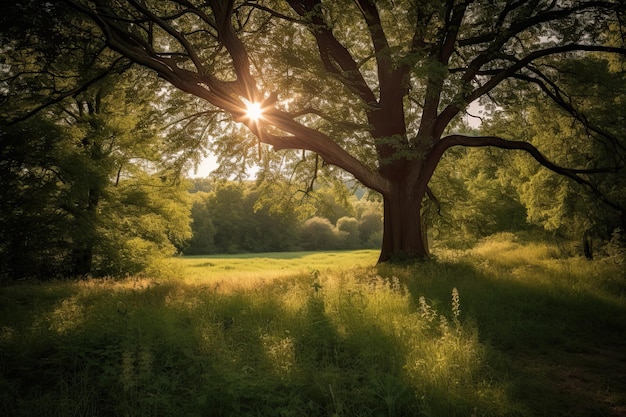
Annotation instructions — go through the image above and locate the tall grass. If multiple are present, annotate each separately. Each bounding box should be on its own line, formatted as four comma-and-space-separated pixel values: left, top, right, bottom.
1, 237, 624, 416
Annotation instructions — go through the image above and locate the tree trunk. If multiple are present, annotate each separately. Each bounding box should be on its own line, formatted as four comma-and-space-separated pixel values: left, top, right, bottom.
70, 186, 99, 277
378, 182, 429, 263
71, 246, 93, 277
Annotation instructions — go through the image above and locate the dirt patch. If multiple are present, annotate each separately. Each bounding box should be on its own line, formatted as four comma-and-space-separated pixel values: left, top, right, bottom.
512, 345, 626, 417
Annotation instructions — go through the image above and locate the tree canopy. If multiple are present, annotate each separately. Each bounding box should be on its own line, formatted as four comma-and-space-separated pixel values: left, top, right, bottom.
0, 8, 194, 279
4, 0, 626, 263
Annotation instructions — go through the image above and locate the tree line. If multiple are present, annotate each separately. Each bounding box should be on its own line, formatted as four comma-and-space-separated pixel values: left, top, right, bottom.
183, 179, 383, 255
1, 59, 623, 280
1, 99, 623, 281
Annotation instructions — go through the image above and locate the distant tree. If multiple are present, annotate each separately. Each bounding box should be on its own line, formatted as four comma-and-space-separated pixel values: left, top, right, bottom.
244, 187, 300, 252
10, 1, 626, 261
358, 209, 384, 248
186, 178, 382, 254
188, 178, 214, 194
185, 192, 217, 255
429, 147, 527, 248
308, 180, 357, 225
186, 181, 301, 254
484, 56, 626, 248
204, 182, 247, 253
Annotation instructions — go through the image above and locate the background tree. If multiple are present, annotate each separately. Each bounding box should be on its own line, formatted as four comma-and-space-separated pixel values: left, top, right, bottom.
482, 55, 626, 253
336, 216, 361, 248
301, 217, 344, 251
183, 178, 382, 254
0, 3, 194, 279
0, 69, 193, 279
185, 180, 301, 254
185, 191, 218, 255
428, 146, 528, 248
17, 1, 626, 262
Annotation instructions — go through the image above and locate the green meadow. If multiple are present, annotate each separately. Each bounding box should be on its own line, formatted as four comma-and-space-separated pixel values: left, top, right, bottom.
1, 234, 625, 417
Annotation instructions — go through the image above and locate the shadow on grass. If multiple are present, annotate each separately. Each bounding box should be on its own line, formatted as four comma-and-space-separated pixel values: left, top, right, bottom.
1, 254, 625, 417
382, 258, 626, 417
0, 277, 424, 417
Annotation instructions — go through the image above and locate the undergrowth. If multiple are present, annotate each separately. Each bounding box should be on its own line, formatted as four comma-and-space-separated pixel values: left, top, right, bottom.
1, 237, 624, 416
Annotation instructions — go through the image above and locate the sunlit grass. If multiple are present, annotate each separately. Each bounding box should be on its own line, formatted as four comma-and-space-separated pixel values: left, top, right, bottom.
173, 249, 378, 290
1, 242, 624, 416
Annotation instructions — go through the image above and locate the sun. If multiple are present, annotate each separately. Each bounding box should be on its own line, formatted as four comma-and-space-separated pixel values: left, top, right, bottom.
245, 101, 263, 121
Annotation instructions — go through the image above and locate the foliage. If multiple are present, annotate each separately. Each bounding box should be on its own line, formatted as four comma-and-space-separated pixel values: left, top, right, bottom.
10, 0, 625, 261
94, 172, 192, 276
2, 237, 625, 416
300, 217, 345, 251
336, 216, 360, 248
0, 1, 206, 279
0, 116, 73, 278
429, 147, 528, 248
184, 181, 301, 254
185, 192, 217, 255
0, 69, 192, 280
184, 179, 383, 255
482, 55, 626, 248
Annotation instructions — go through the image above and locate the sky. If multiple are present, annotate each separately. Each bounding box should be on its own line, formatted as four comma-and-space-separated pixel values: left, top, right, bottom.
188, 154, 218, 178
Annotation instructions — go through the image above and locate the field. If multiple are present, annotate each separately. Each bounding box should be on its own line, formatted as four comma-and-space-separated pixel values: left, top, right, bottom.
1, 234, 625, 416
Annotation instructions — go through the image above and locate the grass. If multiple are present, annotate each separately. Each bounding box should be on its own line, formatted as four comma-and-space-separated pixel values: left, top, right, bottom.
1, 235, 625, 416
176, 250, 379, 286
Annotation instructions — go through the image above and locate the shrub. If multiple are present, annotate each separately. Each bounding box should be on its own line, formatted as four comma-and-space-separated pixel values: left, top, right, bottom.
301, 217, 345, 250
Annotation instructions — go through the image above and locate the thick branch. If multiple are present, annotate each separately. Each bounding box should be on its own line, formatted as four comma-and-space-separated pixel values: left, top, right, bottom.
126, 0, 205, 73
63, 0, 246, 114
458, 1, 623, 47
240, 2, 301, 24
354, 0, 395, 91
171, 0, 218, 30
425, 135, 624, 212
207, 0, 260, 100
286, 0, 377, 105
242, 109, 389, 195
438, 0, 469, 64
435, 44, 626, 138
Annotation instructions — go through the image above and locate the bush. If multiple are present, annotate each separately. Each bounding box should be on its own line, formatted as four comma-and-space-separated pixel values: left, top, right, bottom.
336, 216, 360, 248
301, 217, 345, 250
359, 210, 383, 246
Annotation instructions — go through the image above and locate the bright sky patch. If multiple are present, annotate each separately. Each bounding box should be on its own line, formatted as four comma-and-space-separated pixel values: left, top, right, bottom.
245, 101, 263, 121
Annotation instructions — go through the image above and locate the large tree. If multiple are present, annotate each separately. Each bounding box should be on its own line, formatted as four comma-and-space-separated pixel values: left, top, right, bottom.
41, 0, 626, 261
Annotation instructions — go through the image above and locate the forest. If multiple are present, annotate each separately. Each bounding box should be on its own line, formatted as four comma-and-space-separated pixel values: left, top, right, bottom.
1, 1, 626, 416
2, 1, 626, 279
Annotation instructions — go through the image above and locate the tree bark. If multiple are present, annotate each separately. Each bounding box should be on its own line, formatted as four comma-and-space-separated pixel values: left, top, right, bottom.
70, 185, 99, 277
378, 181, 429, 263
